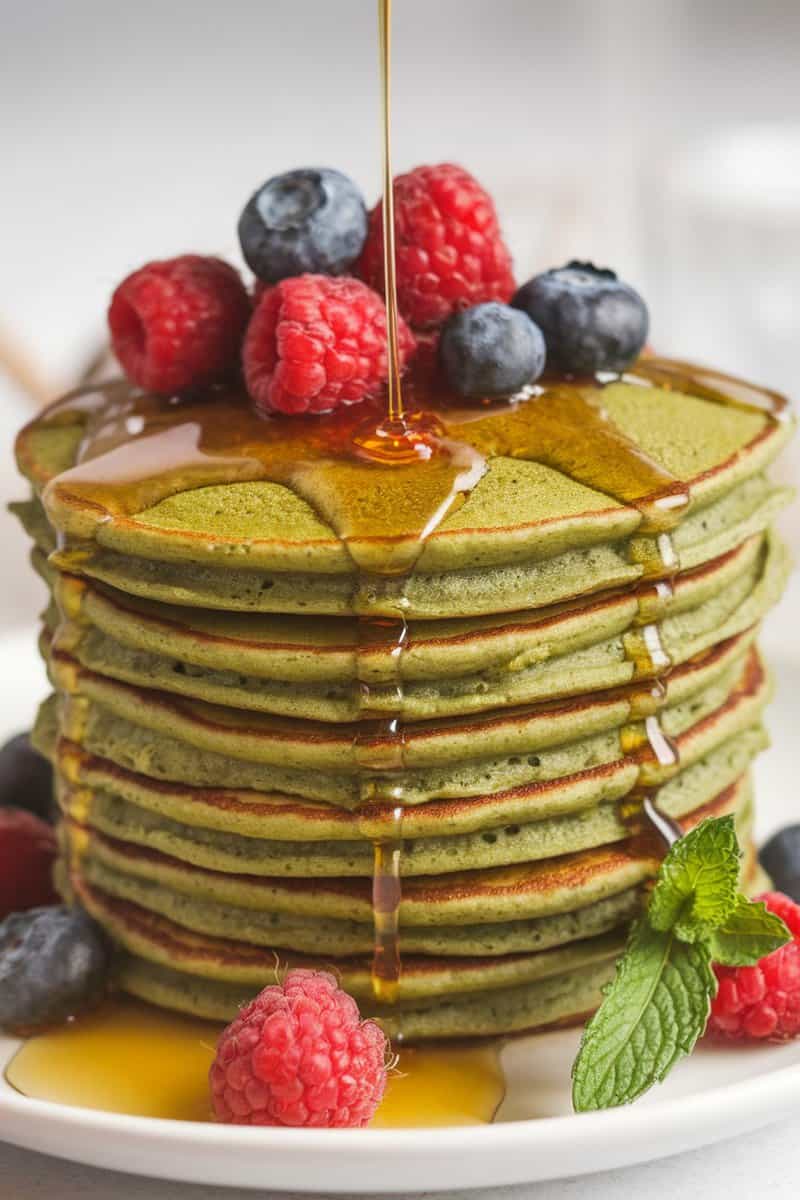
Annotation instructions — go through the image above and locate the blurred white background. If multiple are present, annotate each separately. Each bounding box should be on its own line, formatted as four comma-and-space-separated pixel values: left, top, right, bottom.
1, 0, 799, 632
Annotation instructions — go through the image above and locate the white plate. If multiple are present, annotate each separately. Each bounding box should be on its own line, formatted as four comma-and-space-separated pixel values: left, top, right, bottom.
1, 606, 799, 1193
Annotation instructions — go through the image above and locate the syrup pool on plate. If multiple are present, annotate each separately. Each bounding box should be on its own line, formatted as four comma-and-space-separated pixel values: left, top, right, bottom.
5, 998, 506, 1127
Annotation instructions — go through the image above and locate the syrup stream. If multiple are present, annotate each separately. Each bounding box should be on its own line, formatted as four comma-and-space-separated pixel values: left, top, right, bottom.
378, 0, 403, 426
355, 0, 412, 1002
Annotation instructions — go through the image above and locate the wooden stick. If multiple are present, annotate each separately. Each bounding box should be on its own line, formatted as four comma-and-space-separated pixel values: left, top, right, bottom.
0, 323, 52, 406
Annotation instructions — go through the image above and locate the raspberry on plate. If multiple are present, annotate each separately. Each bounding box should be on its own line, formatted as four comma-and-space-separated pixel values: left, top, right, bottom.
0, 808, 57, 919
707, 892, 800, 1042
357, 163, 516, 329
243, 274, 415, 415
108, 255, 251, 393
209, 969, 389, 1127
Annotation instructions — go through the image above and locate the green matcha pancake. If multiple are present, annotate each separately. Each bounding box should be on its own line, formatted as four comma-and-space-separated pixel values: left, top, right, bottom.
62, 772, 754, 958
46, 532, 788, 721
38, 634, 764, 803
44, 531, 770, 685
62, 771, 752, 930
14, 364, 793, 618
64, 777, 758, 1035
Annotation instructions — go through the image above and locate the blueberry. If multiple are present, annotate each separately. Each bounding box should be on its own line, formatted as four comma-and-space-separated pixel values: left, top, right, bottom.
438, 302, 546, 399
512, 260, 649, 375
0, 906, 111, 1032
0, 732, 53, 822
759, 826, 800, 902
238, 168, 368, 284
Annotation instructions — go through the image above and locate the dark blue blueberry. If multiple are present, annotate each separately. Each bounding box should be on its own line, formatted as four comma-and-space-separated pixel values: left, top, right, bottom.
512, 260, 649, 375
438, 302, 546, 399
238, 168, 367, 284
759, 826, 800, 902
0, 732, 53, 822
0, 906, 111, 1032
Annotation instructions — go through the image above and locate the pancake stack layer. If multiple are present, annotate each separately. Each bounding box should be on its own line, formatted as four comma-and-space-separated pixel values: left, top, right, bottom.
13, 358, 793, 1039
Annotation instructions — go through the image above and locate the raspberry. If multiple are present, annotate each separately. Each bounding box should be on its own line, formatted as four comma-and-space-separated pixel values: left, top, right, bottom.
209, 970, 389, 1127
0, 808, 57, 919
108, 255, 251, 393
357, 163, 515, 329
243, 274, 415, 415
707, 892, 800, 1042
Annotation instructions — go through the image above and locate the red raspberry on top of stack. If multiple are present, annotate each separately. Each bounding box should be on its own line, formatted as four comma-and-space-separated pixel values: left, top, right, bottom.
108, 255, 251, 394
243, 274, 415, 415
357, 163, 516, 329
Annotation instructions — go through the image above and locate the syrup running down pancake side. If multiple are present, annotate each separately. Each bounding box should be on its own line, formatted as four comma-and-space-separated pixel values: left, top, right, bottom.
37, 355, 788, 1006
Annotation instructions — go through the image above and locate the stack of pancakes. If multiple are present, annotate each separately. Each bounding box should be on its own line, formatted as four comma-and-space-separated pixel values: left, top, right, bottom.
13, 365, 793, 1039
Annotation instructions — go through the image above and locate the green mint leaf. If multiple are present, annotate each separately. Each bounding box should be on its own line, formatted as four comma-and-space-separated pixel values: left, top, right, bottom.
649, 815, 740, 938
572, 917, 716, 1111
706, 894, 791, 966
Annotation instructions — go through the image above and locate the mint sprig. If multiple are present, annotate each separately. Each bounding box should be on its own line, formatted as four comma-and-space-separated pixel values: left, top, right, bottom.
706, 894, 790, 966
572, 919, 715, 1111
572, 815, 791, 1112
649, 816, 740, 939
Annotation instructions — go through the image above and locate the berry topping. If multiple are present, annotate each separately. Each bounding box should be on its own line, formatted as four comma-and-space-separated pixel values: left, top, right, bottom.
209, 969, 389, 1127
759, 826, 800, 902
439, 301, 546, 398
512, 261, 649, 375
0, 906, 110, 1032
708, 892, 800, 1042
108, 255, 251, 394
238, 168, 368, 285
0, 732, 53, 822
357, 163, 515, 329
243, 274, 415, 415
0, 808, 57, 919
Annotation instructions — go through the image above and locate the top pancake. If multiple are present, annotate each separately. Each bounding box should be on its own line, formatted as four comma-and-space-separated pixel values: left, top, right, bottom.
15, 362, 793, 618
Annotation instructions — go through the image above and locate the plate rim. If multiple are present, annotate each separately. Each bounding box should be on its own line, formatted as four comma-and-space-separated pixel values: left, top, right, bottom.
3, 1036, 800, 1192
